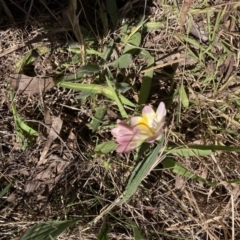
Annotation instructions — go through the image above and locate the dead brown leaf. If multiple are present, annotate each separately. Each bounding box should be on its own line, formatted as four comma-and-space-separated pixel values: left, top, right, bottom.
179, 0, 193, 32
25, 155, 69, 195
9, 74, 55, 95
38, 116, 63, 165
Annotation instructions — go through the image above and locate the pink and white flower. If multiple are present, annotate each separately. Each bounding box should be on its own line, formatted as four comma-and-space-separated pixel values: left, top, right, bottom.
111, 102, 166, 153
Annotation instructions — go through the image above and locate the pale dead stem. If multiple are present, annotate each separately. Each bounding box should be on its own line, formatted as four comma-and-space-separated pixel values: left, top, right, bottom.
0, 44, 25, 58
218, 182, 240, 240
231, 194, 235, 240
141, 58, 185, 73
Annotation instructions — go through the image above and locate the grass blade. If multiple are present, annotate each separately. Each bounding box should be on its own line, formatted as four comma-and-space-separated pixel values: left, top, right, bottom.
138, 50, 154, 104
91, 105, 106, 132
179, 84, 189, 109
20, 219, 80, 240
127, 219, 145, 240
57, 81, 135, 107
126, 16, 146, 41
106, 76, 128, 118
101, 40, 114, 61
121, 140, 164, 204
97, 221, 109, 240
188, 144, 240, 153
58, 64, 100, 82
10, 91, 39, 150
162, 157, 215, 186
0, 184, 11, 198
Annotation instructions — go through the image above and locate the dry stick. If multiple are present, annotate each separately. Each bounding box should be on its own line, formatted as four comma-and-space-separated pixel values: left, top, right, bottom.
141, 58, 184, 73
0, 44, 25, 58
231, 194, 235, 240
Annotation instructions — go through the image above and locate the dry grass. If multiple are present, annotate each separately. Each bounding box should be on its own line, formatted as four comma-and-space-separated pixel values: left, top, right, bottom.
1, 0, 240, 239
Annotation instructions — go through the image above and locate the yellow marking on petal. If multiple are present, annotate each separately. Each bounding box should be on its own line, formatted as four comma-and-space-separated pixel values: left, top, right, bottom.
135, 117, 148, 125
135, 123, 155, 135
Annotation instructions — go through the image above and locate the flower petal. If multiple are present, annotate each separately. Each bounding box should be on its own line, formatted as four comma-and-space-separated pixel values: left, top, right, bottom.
111, 127, 119, 138
116, 142, 136, 153
116, 134, 135, 144
116, 133, 145, 153
133, 124, 152, 137
111, 120, 134, 138
156, 102, 166, 122
142, 105, 156, 119
146, 128, 164, 143
131, 116, 147, 126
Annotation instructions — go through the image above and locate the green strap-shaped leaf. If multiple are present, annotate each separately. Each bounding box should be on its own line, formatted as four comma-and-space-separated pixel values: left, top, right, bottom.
127, 219, 145, 240
106, 76, 128, 118
91, 105, 106, 132
101, 40, 114, 61
188, 144, 240, 153
123, 32, 141, 54
121, 139, 164, 204
166, 146, 212, 157
57, 81, 135, 107
58, 64, 100, 81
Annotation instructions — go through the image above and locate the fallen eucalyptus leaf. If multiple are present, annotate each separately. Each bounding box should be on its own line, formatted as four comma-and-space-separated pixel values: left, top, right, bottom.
9, 74, 55, 95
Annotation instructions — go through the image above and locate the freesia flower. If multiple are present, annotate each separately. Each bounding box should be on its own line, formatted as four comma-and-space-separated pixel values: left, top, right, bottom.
111, 102, 166, 153
111, 120, 148, 153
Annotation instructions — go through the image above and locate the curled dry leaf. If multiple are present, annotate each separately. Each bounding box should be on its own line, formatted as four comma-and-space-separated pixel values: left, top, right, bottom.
9, 74, 55, 95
